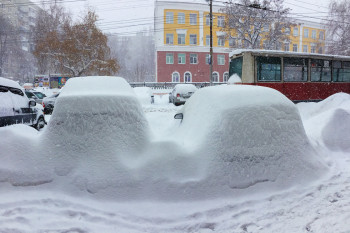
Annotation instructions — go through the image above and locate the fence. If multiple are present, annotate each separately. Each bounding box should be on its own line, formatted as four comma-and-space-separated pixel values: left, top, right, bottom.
129, 82, 226, 89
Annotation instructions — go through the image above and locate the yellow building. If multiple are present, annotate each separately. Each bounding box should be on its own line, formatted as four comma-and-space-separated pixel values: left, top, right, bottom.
155, 0, 326, 83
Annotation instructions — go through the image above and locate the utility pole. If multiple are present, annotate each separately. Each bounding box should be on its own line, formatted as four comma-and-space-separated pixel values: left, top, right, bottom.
209, 0, 213, 86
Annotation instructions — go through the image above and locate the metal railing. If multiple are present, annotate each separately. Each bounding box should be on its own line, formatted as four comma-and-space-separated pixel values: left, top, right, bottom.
129, 82, 226, 89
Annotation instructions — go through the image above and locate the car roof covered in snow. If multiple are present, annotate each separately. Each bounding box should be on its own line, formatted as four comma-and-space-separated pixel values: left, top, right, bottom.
0, 77, 22, 89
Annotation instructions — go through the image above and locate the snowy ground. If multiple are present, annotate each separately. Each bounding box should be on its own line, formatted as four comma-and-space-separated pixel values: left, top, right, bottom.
1, 93, 350, 233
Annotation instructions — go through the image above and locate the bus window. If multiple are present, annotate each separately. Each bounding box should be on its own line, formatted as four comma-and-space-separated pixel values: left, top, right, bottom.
311, 59, 331, 82
257, 56, 281, 81
283, 57, 308, 82
229, 57, 243, 78
333, 61, 350, 82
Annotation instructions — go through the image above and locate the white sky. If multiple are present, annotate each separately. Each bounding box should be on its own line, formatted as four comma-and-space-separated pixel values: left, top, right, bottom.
34, 0, 331, 36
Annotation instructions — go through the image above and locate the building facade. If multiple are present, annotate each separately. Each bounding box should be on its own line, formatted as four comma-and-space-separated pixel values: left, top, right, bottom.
154, 0, 326, 83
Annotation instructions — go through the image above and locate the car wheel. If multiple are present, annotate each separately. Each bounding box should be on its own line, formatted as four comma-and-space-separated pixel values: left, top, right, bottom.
34, 116, 46, 130
44, 105, 54, 114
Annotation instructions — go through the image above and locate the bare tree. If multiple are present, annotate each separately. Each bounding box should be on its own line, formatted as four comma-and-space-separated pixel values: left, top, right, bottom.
221, 0, 291, 50
34, 7, 119, 76
0, 14, 16, 76
326, 0, 350, 55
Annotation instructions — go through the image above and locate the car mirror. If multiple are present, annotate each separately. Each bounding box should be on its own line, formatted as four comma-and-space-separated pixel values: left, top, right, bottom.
29, 100, 36, 107
174, 113, 183, 120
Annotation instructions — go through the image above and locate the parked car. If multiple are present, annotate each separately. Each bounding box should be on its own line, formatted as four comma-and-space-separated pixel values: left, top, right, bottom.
169, 84, 198, 106
25, 90, 46, 104
133, 87, 154, 105
0, 77, 46, 130
42, 93, 59, 114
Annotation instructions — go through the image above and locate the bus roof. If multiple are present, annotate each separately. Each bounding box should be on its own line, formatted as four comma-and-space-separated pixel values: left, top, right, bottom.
229, 49, 350, 61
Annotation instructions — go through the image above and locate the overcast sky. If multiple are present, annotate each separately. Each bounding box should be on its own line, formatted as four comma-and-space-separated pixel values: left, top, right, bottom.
35, 0, 331, 36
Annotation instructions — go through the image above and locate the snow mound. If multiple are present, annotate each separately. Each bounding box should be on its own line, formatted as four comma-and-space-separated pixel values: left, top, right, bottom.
173, 83, 197, 94
322, 108, 350, 152
227, 73, 242, 84
133, 87, 153, 105
174, 85, 327, 191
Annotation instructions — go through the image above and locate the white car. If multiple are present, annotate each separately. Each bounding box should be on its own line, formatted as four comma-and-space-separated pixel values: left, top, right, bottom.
0, 77, 46, 130
169, 84, 198, 106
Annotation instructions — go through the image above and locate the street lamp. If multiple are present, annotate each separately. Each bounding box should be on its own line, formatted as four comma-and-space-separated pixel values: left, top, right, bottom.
206, 0, 213, 86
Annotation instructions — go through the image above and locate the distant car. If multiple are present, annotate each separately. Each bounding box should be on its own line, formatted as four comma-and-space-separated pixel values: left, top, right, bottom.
42, 93, 59, 114
0, 77, 46, 130
25, 90, 46, 104
169, 84, 198, 106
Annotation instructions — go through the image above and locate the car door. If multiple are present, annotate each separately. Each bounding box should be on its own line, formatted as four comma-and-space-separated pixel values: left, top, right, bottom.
9, 88, 36, 125
0, 85, 15, 127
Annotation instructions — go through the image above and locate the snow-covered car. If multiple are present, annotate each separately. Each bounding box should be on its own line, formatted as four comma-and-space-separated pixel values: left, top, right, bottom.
42, 93, 59, 114
25, 90, 47, 104
133, 87, 154, 105
173, 85, 327, 190
169, 84, 198, 106
0, 77, 46, 130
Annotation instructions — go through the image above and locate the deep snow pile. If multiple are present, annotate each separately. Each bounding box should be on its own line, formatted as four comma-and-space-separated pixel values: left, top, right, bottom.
0, 81, 328, 201
173, 85, 327, 191
297, 92, 350, 152
133, 87, 153, 105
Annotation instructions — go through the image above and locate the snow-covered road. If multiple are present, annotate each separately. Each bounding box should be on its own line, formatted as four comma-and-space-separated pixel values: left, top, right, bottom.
0, 93, 350, 233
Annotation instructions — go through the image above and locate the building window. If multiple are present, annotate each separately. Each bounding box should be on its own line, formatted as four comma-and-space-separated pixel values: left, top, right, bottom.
229, 38, 236, 47
178, 12, 185, 24
218, 36, 225, 46
166, 12, 174, 24
284, 43, 289, 51
217, 16, 224, 27
190, 54, 198, 64
303, 45, 308, 53
178, 33, 185, 45
206, 15, 210, 26
311, 44, 316, 53
166, 33, 173, 45
217, 54, 225, 65
311, 30, 316, 39
285, 27, 290, 35
166, 53, 174, 64
190, 34, 197, 45
184, 72, 192, 82
206, 35, 210, 46
190, 13, 197, 25
293, 44, 298, 52
318, 47, 323, 54
304, 28, 309, 38
172, 72, 180, 82
293, 27, 298, 36
178, 53, 186, 64
223, 72, 229, 82
212, 72, 219, 82
319, 31, 324, 40
206, 54, 211, 64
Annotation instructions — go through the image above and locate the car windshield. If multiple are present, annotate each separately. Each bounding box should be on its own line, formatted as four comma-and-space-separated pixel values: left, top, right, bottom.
33, 92, 46, 99
25, 91, 35, 98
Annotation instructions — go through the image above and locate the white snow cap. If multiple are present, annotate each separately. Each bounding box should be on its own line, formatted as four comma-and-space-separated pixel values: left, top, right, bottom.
173, 83, 197, 94
0, 77, 21, 89
227, 73, 242, 84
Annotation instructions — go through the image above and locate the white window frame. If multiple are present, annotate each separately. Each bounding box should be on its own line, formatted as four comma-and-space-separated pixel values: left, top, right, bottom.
178, 53, 186, 64
319, 31, 324, 40
217, 16, 224, 27
229, 37, 236, 47
303, 45, 308, 53
190, 13, 197, 25
166, 33, 173, 45
184, 72, 192, 82
178, 33, 185, 45
206, 15, 210, 26
304, 28, 309, 38
293, 27, 298, 36
311, 44, 316, 53
172, 72, 180, 82
212, 72, 219, 82
293, 44, 298, 52
166, 53, 174, 64
190, 54, 198, 64
166, 12, 174, 24
205, 54, 211, 65
206, 35, 210, 46
218, 36, 225, 46
190, 34, 197, 45
178, 12, 185, 24
223, 72, 229, 82
284, 43, 289, 51
311, 30, 316, 39
217, 54, 225, 65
